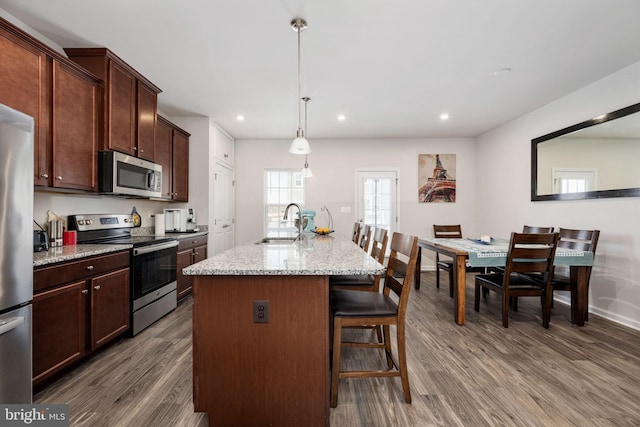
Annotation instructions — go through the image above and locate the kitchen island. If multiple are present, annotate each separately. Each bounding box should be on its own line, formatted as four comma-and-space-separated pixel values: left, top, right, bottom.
183, 234, 385, 427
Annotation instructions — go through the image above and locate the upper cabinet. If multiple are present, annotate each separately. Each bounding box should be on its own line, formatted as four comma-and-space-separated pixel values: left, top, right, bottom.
64, 48, 161, 162
157, 116, 190, 202
51, 59, 99, 191
0, 20, 49, 186
0, 18, 100, 191
214, 124, 235, 167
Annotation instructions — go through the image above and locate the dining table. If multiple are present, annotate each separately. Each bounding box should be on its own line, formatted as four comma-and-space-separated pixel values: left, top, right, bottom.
415, 237, 594, 326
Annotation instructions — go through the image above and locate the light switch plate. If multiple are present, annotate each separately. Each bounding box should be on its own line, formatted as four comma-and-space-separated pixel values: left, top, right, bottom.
340, 206, 351, 213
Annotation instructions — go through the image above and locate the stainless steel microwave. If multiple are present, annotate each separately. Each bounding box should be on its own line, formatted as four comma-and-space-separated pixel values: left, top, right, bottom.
98, 151, 162, 198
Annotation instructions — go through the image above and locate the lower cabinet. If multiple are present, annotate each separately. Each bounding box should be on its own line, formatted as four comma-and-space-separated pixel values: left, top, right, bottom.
176, 235, 208, 300
33, 251, 130, 386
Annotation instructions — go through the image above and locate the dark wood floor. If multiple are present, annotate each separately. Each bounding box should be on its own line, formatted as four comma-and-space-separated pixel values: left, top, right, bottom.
35, 272, 640, 426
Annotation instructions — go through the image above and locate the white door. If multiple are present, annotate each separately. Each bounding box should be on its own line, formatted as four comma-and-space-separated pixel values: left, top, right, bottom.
356, 170, 398, 237
213, 163, 235, 255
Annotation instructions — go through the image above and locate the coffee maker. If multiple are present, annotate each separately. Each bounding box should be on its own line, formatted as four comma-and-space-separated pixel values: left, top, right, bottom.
164, 208, 199, 233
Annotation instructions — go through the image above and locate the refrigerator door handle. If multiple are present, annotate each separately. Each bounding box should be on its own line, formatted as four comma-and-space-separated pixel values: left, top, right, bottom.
0, 316, 25, 336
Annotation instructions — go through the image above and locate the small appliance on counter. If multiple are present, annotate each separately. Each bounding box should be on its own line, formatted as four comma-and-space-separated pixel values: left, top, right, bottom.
33, 230, 49, 252
164, 208, 199, 233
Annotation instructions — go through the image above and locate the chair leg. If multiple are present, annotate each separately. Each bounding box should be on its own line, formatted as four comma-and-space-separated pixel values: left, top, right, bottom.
502, 291, 509, 328
330, 317, 343, 408
383, 325, 393, 369
474, 281, 481, 312
436, 266, 441, 289
542, 290, 551, 329
396, 322, 411, 404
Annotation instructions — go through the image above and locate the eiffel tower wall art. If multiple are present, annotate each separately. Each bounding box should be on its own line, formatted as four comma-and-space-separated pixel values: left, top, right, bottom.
418, 154, 456, 203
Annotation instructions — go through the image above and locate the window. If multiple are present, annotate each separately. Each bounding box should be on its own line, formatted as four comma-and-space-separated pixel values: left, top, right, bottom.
264, 169, 305, 233
552, 169, 596, 194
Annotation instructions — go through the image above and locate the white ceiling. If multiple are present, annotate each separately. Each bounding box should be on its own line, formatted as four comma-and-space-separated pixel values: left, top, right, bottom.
2, 0, 640, 140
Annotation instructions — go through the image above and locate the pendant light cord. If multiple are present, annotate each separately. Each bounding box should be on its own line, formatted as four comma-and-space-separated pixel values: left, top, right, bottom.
297, 25, 303, 134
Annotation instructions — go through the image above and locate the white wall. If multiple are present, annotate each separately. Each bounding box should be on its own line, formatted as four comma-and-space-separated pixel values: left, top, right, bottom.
235, 137, 477, 269
476, 61, 640, 330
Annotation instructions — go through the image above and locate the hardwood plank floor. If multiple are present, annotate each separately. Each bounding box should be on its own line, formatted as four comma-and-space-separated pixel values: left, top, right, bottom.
35, 272, 640, 426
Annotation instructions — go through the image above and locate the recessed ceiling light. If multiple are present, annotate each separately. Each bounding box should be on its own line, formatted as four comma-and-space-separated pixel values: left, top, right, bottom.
493, 67, 512, 76
236, 115, 245, 121
440, 113, 449, 121
337, 114, 346, 121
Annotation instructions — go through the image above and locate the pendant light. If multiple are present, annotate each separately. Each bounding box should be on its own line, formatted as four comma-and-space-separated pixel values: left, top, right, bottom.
301, 97, 313, 177
289, 18, 311, 155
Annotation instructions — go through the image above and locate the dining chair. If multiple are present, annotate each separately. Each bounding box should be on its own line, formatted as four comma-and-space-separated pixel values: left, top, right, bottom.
550, 228, 600, 321
329, 227, 388, 292
351, 222, 362, 244
358, 224, 372, 253
474, 232, 559, 328
433, 224, 484, 297
329, 232, 419, 407
523, 225, 554, 233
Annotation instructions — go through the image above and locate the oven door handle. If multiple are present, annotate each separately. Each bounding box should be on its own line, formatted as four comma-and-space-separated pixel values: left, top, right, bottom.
133, 240, 178, 256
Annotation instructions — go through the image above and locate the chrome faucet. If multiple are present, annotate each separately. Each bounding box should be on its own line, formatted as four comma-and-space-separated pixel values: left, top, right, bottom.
283, 203, 303, 239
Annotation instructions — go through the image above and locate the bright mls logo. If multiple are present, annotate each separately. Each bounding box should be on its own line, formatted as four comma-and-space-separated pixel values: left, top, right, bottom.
1, 405, 69, 426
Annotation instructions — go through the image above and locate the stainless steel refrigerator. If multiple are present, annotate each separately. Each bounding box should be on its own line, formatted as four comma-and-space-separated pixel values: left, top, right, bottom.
0, 103, 34, 403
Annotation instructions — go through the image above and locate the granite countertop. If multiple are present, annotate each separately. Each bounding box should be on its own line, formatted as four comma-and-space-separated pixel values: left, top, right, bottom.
33, 244, 132, 267
183, 234, 385, 276
33, 230, 209, 267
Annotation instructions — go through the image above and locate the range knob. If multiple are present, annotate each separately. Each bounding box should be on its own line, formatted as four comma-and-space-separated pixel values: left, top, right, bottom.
86, 219, 93, 225
78, 220, 85, 225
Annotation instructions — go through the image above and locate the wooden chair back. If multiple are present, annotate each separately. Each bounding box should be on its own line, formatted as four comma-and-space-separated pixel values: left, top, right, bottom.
358, 224, 372, 252
523, 225, 554, 233
352, 222, 362, 244
557, 228, 600, 278
433, 224, 462, 239
503, 232, 559, 278
383, 232, 419, 319
370, 228, 388, 265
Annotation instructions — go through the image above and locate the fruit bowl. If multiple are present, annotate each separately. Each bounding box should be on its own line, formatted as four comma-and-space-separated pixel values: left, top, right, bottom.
313, 228, 334, 235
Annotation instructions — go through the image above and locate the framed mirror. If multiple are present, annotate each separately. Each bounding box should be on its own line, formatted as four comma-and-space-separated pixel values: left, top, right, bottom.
531, 101, 640, 201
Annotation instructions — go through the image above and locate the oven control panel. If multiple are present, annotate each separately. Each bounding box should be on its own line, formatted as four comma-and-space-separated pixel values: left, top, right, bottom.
69, 214, 135, 232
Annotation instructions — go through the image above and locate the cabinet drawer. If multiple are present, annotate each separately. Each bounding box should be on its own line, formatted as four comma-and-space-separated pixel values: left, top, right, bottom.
178, 235, 208, 252
34, 250, 130, 292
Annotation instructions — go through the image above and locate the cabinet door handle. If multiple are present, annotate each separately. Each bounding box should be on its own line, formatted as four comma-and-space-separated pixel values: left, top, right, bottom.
224, 153, 229, 158
81, 289, 89, 295
41, 173, 49, 179
86, 265, 94, 271
94, 285, 101, 290
56, 176, 63, 180
133, 147, 138, 151
140, 149, 144, 153
194, 252, 199, 256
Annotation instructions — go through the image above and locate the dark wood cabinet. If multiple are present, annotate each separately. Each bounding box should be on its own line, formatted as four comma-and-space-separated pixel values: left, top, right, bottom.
0, 18, 101, 192
90, 268, 130, 350
52, 59, 99, 191
172, 128, 190, 202
0, 19, 49, 186
108, 61, 136, 154
64, 48, 161, 161
137, 81, 157, 161
32, 280, 87, 385
33, 251, 130, 386
157, 116, 190, 201
176, 235, 208, 300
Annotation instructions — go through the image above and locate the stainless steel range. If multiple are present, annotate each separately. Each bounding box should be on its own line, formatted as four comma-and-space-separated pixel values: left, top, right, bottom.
69, 213, 178, 336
